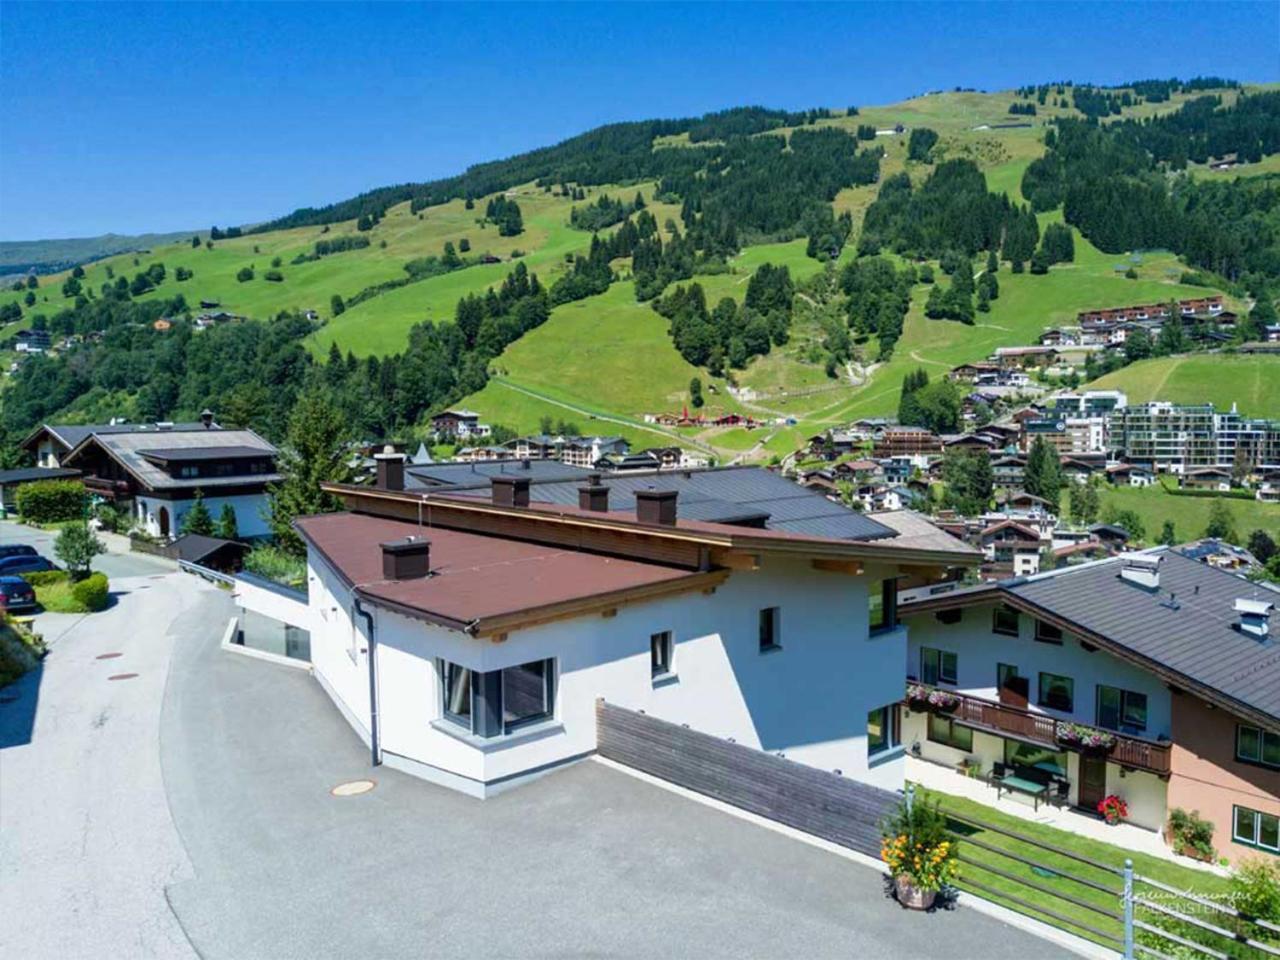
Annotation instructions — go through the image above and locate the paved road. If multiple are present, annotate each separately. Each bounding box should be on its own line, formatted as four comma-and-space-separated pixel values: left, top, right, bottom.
0, 569, 223, 960
1, 520, 175, 580
1, 533, 1074, 959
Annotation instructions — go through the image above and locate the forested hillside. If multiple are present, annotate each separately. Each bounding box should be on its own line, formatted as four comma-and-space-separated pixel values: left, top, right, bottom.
2, 81, 1278, 467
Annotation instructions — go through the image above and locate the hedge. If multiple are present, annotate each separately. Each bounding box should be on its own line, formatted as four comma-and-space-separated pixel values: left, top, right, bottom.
15, 479, 88, 524
21, 570, 68, 587
71, 573, 110, 612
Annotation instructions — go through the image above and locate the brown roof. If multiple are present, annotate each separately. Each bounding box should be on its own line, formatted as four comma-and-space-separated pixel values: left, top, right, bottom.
296, 512, 721, 636
978, 519, 1041, 542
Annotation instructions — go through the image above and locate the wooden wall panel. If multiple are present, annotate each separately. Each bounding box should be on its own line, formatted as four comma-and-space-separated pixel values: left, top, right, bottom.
596, 700, 897, 858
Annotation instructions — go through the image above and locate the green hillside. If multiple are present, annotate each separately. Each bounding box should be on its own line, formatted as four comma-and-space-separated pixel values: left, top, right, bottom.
1089, 353, 1280, 412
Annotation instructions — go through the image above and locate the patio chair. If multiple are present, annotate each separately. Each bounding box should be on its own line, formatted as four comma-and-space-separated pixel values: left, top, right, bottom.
1053, 779, 1070, 807
988, 762, 1008, 787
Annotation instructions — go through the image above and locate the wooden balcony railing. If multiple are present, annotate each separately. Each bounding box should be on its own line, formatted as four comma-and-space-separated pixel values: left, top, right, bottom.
906, 685, 1172, 776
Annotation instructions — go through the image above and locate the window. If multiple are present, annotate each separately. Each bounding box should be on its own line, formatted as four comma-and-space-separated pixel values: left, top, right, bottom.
869, 579, 898, 634
993, 606, 1020, 637
921, 647, 958, 685
1035, 620, 1064, 645
867, 705, 901, 757
443, 662, 473, 728
1004, 740, 1068, 776
1038, 672, 1074, 712
927, 713, 973, 751
1233, 806, 1280, 853
1097, 685, 1148, 733
439, 657, 554, 737
997, 663, 1019, 688
1236, 724, 1280, 769
650, 631, 673, 679
759, 607, 781, 652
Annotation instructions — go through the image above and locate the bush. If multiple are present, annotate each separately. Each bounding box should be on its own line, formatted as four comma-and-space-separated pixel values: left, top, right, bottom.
70, 573, 109, 612
0, 621, 42, 688
1231, 858, 1280, 923
21, 570, 68, 587
243, 544, 306, 588
15, 479, 87, 524
1167, 807, 1215, 860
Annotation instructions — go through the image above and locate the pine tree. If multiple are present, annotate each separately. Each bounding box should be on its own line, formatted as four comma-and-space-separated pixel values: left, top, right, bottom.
181, 491, 215, 537
215, 503, 240, 541
1024, 436, 1063, 505
267, 389, 353, 555
1203, 498, 1238, 543
1159, 520, 1177, 546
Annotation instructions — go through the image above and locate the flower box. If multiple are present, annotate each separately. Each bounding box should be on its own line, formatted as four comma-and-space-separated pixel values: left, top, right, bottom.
1056, 722, 1116, 752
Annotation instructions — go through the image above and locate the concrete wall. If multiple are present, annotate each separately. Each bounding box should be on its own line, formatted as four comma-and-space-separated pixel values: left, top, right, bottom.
136, 492, 271, 540
905, 603, 1172, 738
307, 548, 908, 797
1168, 695, 1280, 863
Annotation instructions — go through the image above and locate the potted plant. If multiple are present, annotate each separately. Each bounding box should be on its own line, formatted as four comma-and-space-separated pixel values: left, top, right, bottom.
880, 794, 959, 911
906, 683, 929, 709
1166, 808, 1216, 862
926, 689, 960, 713
1097, 794, 1128, 826
1056, 721, 1116, 753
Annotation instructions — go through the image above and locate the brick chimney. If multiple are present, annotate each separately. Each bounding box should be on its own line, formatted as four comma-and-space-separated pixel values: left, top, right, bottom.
381, 536, 430, 580
635, 488, 677, 526
374, 444, 406, 491
578, 474, 610, 512
492, 476, 530, 508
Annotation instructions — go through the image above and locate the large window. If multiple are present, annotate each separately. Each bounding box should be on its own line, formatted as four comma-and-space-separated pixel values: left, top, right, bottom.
1097, 685, 1148, 733
651, 631, 673, 679
928, 713, 972, 751
439, 658, 554, 737
1004, 740, 1068, 776
759, 607, 781, 652
1038, 672, 1074, 712
869, 579, 899, 634
993, 606, 1020, 637
1237, 724, 1280, 769
921, 647, 958, 685
1233, 806, 1280, 854
868, 705, 901, 757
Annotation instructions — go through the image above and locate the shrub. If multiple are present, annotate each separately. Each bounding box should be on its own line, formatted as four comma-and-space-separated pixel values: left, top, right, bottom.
54, 522, 105, 579
21, 570, 68, 587
70, 573, 109, 612
880, 794, 958, 893
243, 544, 306, 588
1230, 858, 1280, 923
1167, 807, 1215, 860
264, 269, 284, 282
236, 267, 254, 282
0, 621, 42, 687
15, 479, 87, 524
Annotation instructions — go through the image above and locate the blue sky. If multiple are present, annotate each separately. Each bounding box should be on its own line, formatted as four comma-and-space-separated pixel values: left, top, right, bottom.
2, 1, 1277, 240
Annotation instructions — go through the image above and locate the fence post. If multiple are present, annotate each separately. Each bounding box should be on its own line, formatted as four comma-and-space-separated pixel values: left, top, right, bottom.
1123, 858, 1134, 960
905, 783, 915, 819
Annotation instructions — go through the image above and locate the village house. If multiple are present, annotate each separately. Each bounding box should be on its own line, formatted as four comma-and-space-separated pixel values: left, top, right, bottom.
1105, 463, 1156, 487
28, 411, 280, 539
1181, 467, 1233, 492
976, 520, 1043, 578
430, 410, 491, 440
285, 458, 978, 798
900, 552, 1279, 862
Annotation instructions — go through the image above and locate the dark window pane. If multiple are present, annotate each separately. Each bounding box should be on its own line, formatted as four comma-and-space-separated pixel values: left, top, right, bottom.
1122, 691, 1147, 730
1260, 813, 1279, 851
954, 724, 973, 751
993, 607, 1019, 636
941, 651, 958, 684
651, 632, 672, 677
444, 662, 472, 728
1039, 673, 1073, 711
1262, 731, 1280, 768
1235, 807, 1258, 844
868, 707, 887, 755
502, 659, 551, 730
869, 582, 885, 631
1098, 686, 1121, 730
1237, 725, 1261, 762
1036, 621, 1064, 644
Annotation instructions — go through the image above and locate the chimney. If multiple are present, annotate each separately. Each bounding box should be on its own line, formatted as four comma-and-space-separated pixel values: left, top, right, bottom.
1118, 552, 1161, 591
521, 457, 532, 471
373, 444, 406, 491
200, 408, 215, 429
1235, 598, 1274, 641
381, 536, 431, 581
578, 475, 610, 512
492, 476, 530, 508
635, 488, 678, 526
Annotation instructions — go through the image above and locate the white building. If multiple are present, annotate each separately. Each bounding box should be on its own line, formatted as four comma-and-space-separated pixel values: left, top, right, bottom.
292, 465, 978, 798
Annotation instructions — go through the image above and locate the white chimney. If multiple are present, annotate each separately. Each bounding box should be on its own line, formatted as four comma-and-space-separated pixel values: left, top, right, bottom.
1118, 553, 1162, 591
1235, 598, 1274, 640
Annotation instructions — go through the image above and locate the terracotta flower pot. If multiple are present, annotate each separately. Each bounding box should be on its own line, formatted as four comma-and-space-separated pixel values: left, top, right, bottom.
895, 875, 937, 911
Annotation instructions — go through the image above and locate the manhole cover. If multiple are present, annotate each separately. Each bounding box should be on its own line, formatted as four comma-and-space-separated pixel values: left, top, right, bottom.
108, 673, 139, 681
331, 779, 376, 797
96, 653, 123, 660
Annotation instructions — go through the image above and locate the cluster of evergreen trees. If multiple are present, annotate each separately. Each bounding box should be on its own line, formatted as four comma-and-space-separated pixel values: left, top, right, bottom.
907, 128, 939, 162
1008, 102, 1037, 116
484, 197, 524, 236
897, 368, 961, 433
654, 262, 793, 372
859, 159, 1040, 264
568, 192, 644, 231
839, 256, 914, 360
551, 211, 660, 305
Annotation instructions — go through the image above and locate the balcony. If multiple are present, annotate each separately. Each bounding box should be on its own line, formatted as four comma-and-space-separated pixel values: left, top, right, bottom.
905, 684, 1172, 776
82, 475, 132, 498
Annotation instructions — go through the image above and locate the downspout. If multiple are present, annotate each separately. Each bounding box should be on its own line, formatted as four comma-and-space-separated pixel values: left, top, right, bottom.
353, 596, 380, 767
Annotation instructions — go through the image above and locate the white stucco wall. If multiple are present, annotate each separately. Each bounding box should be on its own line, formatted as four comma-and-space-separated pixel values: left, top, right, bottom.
137, 492, 271, 540
905, 603, 1172, 739
306, 548, 909, 797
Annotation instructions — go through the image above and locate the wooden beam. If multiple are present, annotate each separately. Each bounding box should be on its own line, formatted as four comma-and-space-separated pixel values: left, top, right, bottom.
811, 558, 864, 575
899, 564, 946, 580
718, 552, 760, 572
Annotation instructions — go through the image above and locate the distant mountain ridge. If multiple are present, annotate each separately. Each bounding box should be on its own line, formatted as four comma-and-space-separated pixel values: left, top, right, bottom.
0, 231, 196, 277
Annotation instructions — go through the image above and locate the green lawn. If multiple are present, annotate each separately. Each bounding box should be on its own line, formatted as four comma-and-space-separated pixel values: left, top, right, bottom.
921, 786, 1253, 956
1089, 483, 1279, 543
1089, 354, 1280, 416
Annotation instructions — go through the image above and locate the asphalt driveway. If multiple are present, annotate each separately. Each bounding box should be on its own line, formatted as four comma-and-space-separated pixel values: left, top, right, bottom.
1, 549, 1075, 959
1, 519, 175, 580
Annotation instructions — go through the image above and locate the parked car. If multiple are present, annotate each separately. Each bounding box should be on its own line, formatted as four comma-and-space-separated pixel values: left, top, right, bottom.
0, 554, 55, 575
0, 543, 38, 561
0, 575, 36, 612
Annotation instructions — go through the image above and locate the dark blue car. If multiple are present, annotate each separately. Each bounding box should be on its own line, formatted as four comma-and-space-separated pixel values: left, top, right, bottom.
0, 554, 55, 575
0, 575, 36, 612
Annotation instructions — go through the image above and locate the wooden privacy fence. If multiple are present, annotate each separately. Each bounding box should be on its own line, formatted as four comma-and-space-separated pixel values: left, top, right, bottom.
595, 699, 897, 858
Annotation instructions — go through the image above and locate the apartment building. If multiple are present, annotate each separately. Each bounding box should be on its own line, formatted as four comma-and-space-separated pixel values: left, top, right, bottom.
1109, 402, 1280, 473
